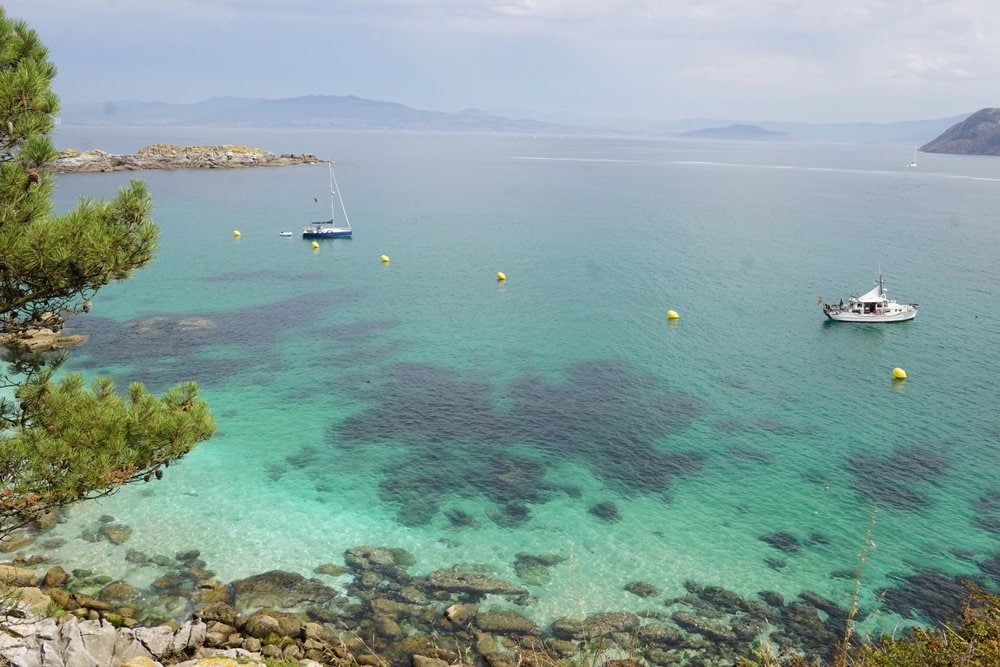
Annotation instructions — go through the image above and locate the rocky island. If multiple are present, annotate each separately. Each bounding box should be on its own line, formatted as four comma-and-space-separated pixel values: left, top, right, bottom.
47, 143, 321, 172
920, 108, 1000, 155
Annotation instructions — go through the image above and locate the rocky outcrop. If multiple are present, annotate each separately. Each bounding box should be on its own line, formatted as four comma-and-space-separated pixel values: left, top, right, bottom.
0, 327, 85, 351
0, 614, 216, 667
921, 108, 1000, 155
47, 144, 321, 172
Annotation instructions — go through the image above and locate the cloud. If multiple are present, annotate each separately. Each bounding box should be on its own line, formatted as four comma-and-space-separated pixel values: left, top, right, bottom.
5, 0, 999, 122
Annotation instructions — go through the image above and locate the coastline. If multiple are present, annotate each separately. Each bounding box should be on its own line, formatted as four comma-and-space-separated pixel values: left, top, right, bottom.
47, 144, 321, 173
3, 529, 872, 666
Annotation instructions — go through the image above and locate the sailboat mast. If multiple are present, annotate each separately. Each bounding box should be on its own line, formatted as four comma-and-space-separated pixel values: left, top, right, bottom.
327, 161, 336, 223
329, 160, 351, 230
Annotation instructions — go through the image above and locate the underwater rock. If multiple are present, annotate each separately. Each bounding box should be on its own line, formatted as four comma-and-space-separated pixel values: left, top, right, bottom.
764, 557, 787, 570
476, 610, 541, 635
760, 532, 801, 553
99, 523, 133, 545
424, 570, 527, 597
635, 622, 683, 646
878, 569, 976, 624
124, 549, 148, 564
514, 553, 566, 586
697, 585, 747, 614
490, 502, 532, 527
588, 501, 622, 522
551, 611, 641, 640
670, 611, 738, 644
847, 446, 948, 511
798, 591, 851, 623
972, 490, 1000, 534
625, 581, 660, 598
443, 602, 478, 626
230, 570, 338, 611
444, 508, 479, 527
344, 545, 413, 582
980, 553, 1000, 585
313, 562, 348, 577
98, 580, 141, 605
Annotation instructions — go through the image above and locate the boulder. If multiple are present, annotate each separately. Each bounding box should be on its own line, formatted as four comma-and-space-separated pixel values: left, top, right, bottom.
475, 610, 541, 635
99, 580, 142, 605
443, 602, 478, 626
0, 564, 39, 587
624, 581, 660, 598
0, 532, 37, 552
344, 545, 412, 581
243, 612, 282, 639
551, 612, 640, 640
100, 523, 133, 545
424, 570, 527, 597
230, 570, 337, 611
44, 565, 70, 587
635, 622, 683, 646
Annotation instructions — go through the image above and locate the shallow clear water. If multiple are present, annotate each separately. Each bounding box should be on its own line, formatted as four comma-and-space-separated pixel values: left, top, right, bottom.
25, 126, 1000, 634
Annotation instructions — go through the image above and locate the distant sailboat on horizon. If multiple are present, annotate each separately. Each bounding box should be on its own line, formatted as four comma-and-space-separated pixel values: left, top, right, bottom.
906, 145, 918, 168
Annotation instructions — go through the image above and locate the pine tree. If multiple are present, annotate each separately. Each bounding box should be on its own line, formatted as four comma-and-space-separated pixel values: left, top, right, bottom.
0, 7, 215, 543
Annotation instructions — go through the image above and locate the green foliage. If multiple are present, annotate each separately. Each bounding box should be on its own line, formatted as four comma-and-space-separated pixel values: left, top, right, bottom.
858, 587, 1000, 666
0, 7, 214, 543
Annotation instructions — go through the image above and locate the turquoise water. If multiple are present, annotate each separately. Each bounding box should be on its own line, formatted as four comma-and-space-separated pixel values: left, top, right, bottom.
30, 127, 1000, 633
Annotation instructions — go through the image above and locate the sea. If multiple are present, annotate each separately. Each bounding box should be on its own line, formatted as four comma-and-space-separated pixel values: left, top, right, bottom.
23, 125, 1000, 641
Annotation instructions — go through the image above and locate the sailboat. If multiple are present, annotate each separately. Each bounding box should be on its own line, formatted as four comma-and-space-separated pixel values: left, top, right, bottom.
906, 146, 918, 168
302, 160, 352, 239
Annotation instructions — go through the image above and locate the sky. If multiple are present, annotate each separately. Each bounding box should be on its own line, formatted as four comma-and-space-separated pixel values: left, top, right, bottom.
4, 0, 997, 124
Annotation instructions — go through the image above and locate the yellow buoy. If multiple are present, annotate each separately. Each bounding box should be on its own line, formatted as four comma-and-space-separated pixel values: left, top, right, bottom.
496, 272, 506, 281
666, 309, 680, 320
380, 254, 390, 263
311, 241, 320, 249
232, 230, 241, 237
892, 367, 907, 380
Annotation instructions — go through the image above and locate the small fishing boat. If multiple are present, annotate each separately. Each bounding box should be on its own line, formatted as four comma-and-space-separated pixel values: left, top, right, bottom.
302, 160, 352, 239
278, 231, 293, 237
822, 274, 918, 322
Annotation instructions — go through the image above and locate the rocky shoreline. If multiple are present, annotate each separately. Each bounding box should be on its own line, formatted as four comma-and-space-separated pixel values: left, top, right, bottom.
2, 530, 866, 667
47, 144, 321, 173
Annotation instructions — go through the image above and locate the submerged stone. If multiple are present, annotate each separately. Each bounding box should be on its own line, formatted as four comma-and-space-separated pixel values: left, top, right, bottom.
588, 501, 622, 522
230, 570, 338, 611
551, 611, 640, 640
424, 569, 527, 597
475, 610, 541, 635
625, 581, 660, 598
760, 532, 801, 553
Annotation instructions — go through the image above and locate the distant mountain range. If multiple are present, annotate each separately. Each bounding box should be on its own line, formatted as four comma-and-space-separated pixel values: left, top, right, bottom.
58, 94, 970, 145
59, 95, 592, 136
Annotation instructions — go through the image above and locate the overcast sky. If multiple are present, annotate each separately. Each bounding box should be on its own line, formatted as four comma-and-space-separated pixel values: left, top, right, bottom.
5, 0, 996, 123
